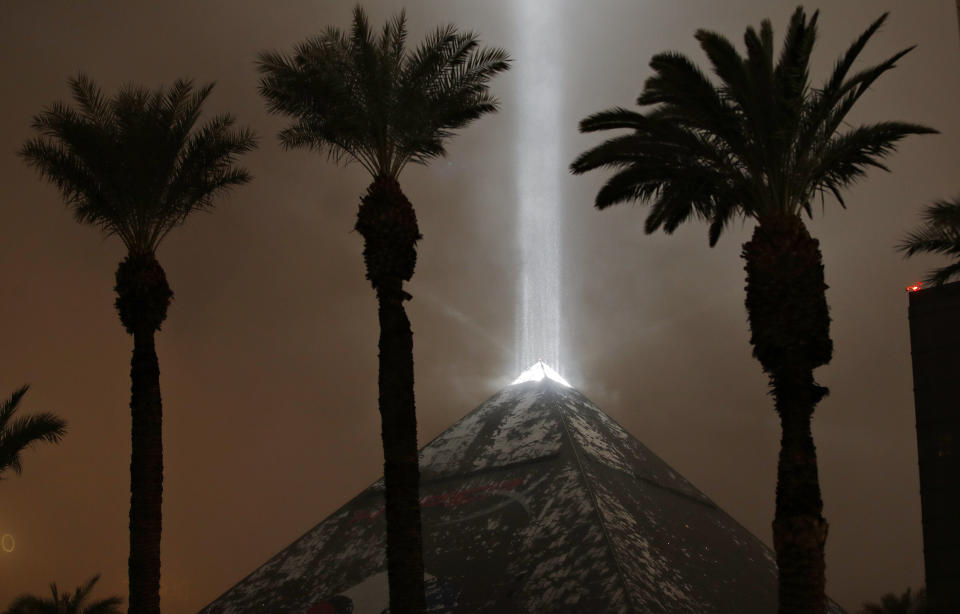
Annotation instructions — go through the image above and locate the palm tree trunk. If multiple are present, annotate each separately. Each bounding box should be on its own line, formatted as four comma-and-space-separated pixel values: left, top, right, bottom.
128, 324, 163, 614
743, 213, 832, 614
355, 176, 426, 614
774, 390, 827, 614
115, 254, 172, 614
376, 280, 426, 614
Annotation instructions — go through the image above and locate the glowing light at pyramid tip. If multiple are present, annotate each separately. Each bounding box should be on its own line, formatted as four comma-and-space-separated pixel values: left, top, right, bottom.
511, 360, 572, 387
513, 0, 566, 384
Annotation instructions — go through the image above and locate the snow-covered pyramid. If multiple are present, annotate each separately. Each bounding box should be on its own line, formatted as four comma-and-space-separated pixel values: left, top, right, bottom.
200, 372, 844, 613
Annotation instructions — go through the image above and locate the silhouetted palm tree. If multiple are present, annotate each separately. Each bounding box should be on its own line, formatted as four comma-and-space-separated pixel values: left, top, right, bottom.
859, 587, 928, 614
0, 385, 66, 480
3, 574, 122, 614
571, 8, 934, 614
257, 7, 509, 612
20, 75, 256, 614
899, 197, 960, 284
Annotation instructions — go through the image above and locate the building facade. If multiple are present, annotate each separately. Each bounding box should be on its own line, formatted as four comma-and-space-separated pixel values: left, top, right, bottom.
907, 280, 960, 613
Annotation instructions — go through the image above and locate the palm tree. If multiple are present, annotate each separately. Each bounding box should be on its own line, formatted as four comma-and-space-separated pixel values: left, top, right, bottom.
571, 8, 934, 614
0, 385, 66, 480
20, 75, 256, 614
257, 7, 509, 612
3, 574, 122, 614
899, 197, 960, 284
859, 588, 928, 614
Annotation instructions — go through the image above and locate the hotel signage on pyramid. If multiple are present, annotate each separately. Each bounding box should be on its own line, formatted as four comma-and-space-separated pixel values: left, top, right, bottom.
200, 370, 844, 613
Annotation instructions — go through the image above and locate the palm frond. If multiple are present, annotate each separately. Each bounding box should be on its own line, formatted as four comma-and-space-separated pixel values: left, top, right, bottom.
165, 114, 256, 217
799, 12, 910, 158
401, 24, 460, 91
774, 7, 817, 104
573, 7, 934, 246
694, 29, 748, 102
920, 198, 960, 227
858, 587, 927, 614
743, 18, 776, 112
21, 76, 255, 256
821, 12, 889, 97
69, 73, 110, 121
900, 232, 960, 257
707, 197, 742, 247
577, 107, 645, 133
804, 12, 890, 135
0, 385, 30, 432
2, 574, 122, 614
593, 165, 665, 211
645, 180, 715, 234
809, 121, 936, 197
899, 197, 960, 284
0, 385, 66, 479
257, 7, 509, 179
818, 46, 917, 144
3, 594, 49, 613
84, 596, 125, 614
926, 260, 960, 286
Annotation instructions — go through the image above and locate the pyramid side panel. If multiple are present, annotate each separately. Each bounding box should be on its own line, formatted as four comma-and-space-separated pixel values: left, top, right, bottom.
413, 382, 631, 611
557, 386, 849, 614
518, 465, 628, 612
417, 388, 511, 478
200, 438, 628, 612
587, 458, 778, 613
198, 486, 387, 614
419, 384, 563, 480
557, 386, 779, 612
419, 457, 629, 612
557, 387, 711, 504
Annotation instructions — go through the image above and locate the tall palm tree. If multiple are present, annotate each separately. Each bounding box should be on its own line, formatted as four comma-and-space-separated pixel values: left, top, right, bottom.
899, 197, 960, 284
0, 385, 66, 480
257, 7, 509, 613
3, 574, 122, 614
571, 8, 934, 614
20, 75, 256, 614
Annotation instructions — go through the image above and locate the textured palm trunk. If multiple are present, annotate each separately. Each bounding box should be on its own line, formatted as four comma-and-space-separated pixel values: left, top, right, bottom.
355, 176, 426, 614
115, 254, 172, 614
743, 213, 832, 614
128, 323, 163, 614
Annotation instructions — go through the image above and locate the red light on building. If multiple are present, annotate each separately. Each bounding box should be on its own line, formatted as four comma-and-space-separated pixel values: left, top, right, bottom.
907, 282, 924, 293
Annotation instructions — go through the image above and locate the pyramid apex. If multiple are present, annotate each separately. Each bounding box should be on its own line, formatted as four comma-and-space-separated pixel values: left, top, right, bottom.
510, 360, 571, 387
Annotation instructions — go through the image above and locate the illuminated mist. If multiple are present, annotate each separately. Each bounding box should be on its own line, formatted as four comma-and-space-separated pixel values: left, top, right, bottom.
514, 1, 565, 377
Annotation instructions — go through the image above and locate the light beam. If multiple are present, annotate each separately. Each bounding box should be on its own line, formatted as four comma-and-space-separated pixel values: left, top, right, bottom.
514, 0, 565, 379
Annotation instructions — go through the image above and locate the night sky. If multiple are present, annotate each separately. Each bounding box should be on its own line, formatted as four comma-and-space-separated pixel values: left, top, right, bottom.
2, 2, 958, 612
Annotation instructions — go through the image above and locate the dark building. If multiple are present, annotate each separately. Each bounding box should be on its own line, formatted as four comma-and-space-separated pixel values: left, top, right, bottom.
200, 372, 845, 613
907, 280, 960, 613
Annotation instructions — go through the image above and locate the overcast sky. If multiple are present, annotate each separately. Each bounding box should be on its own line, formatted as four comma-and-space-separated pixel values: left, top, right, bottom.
1, 2, 958, 612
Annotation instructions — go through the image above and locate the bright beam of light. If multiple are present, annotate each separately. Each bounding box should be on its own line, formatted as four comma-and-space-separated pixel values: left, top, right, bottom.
515, 0, 564, 378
